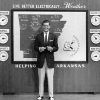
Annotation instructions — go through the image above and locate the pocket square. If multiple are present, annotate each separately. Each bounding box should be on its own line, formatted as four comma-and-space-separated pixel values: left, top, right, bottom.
49, 40, 53, 42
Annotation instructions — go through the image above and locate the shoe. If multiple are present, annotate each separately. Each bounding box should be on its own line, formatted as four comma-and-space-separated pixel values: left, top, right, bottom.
49, 97, 54, 100
37, 96, 44, 100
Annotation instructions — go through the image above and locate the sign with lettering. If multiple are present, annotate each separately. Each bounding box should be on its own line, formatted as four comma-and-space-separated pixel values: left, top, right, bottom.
1, 0, 87, 10
11, 10, 87, 63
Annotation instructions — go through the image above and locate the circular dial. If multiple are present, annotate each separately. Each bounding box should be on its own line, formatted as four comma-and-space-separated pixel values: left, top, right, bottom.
63, 35, 80, 56
91, 51, 100, 61
91, 33, 100, 44
0, 51, 8, 61
91, 15, 100, 26
0, 15, 8, 26
0, 33, 8, 44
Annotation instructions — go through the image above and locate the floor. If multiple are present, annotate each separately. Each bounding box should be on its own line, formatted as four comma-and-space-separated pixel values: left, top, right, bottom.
0, 94, 100, 100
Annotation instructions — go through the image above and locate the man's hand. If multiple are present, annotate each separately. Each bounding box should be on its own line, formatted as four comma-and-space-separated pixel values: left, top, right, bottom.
39, 47, 46, 52
47, 46, 53, 52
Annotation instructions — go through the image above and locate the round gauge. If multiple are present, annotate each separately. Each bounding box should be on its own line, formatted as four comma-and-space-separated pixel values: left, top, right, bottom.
91, 33, 100, 44
0, 51, 8, 61
0, 33, 8, 44
63, 35, 80, 56
91, 51, 100, 61
0, 15, 8, 26
91, 15, 100, 26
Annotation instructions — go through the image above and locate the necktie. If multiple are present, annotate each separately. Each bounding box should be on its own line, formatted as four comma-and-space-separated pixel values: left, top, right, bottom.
45, 33, 48, 43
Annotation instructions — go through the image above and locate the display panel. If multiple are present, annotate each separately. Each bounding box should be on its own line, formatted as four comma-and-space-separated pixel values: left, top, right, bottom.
11, 10, 88, 63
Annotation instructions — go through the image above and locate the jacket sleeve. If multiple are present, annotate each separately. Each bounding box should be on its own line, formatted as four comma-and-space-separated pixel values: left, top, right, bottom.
34, 35, 40, 52
52, 35, 59, 52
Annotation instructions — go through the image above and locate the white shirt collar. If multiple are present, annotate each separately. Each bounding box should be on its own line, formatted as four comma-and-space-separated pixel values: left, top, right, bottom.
43, 31, 49, 41
43, 31, 49, 34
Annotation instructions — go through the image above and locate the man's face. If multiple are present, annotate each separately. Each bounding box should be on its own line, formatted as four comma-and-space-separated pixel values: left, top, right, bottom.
42, 22, 50, 32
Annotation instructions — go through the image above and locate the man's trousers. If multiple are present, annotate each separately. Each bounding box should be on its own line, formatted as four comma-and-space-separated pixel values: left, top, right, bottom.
38, 59, 54, 97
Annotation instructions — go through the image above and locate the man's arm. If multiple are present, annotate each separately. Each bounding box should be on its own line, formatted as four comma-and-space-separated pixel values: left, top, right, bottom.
34, 35, 46, 52
52, 34, 59, 52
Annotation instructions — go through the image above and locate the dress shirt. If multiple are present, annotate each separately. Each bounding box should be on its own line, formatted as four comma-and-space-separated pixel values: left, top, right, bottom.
44, 31, 49, 42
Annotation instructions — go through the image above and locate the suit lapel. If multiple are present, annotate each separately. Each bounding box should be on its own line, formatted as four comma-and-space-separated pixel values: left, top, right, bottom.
40, 32, 53, 45
41, 32, 52, 42
48, 33, 52, 42
41, 32, 45, 43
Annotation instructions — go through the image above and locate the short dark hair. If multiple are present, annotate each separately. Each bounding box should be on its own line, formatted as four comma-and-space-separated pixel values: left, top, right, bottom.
42, 20, 50, 25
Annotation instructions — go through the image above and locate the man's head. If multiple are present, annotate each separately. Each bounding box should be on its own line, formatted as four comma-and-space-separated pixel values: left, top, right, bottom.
42, 20, 50, 32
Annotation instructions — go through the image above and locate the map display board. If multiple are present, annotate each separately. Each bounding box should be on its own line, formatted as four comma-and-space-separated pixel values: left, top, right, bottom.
11, 10, 87, 63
